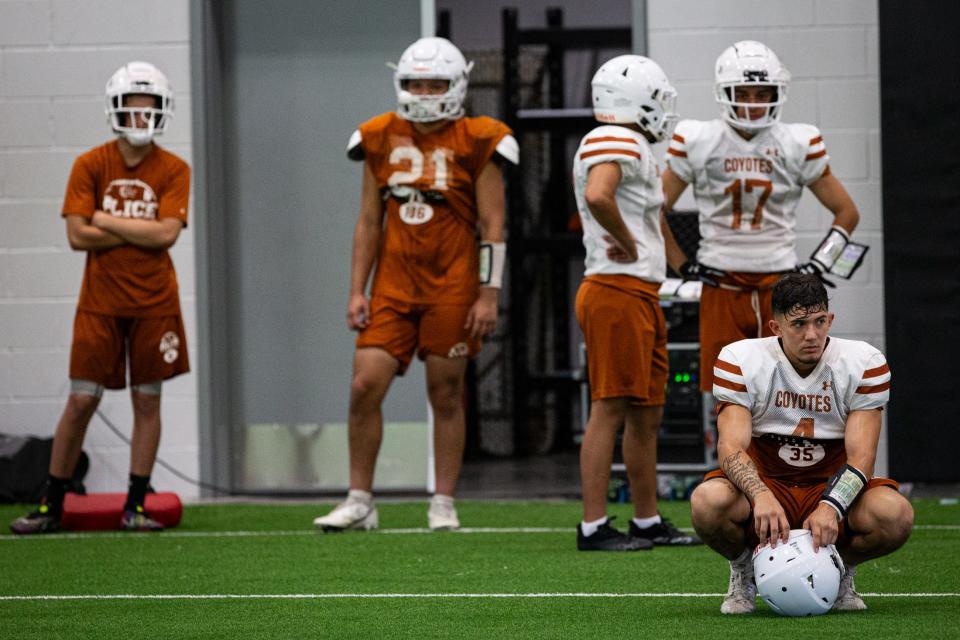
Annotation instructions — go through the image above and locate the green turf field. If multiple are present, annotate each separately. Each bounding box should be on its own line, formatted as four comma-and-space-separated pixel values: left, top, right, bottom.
1, 499, 957, 639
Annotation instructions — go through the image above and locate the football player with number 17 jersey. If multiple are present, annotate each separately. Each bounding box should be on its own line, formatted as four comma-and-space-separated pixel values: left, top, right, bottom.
690, 274, 913, 615
313, 38, 518, 534
661, 41, 863, 394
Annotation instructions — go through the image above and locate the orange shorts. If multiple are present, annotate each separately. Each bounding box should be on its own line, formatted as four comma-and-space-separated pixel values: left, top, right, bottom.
575, 275, 667, 405
699, 271, 781, 392
703, 469, 899, 548
355, 296, 480, 375
69, 310, 190, 389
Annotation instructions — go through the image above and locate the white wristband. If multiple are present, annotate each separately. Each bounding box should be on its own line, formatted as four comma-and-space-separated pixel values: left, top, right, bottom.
479, 241, 506, 288
811, 226, 850, 272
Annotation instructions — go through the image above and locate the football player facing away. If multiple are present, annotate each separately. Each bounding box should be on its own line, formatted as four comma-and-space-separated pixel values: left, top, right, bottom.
573, 56, 700, 551
691, 273, 913, 614
11, 62, 190, 534
661, 41, 862, 394
313, 38, 518, 532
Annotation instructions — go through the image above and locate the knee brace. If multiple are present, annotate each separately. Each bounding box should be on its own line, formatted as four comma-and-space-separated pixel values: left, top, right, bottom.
131, 381, 163, 396
70, 379, 104, 399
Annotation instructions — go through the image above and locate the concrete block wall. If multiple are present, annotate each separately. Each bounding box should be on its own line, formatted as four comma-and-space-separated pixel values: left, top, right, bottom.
648, 0, 883, 346
0, 0, 198, 498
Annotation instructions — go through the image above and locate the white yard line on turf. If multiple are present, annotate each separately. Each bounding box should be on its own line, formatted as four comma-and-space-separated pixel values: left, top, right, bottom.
1, 592, 959, 602
0, 524, 956, 542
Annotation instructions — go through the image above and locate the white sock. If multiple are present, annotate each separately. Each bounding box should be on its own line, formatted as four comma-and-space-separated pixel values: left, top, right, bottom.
580, 516, 608, 537
347, 489, 372, 505
632, 514, 662, 529
431, 494, 455, 508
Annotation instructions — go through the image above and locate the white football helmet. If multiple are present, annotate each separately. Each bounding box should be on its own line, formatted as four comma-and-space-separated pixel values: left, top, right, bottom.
591, 55, 678, 143
714, 40, 790, 131
753, 529, 844, 616
105, 61, 174, 146
392, 37, 473, 122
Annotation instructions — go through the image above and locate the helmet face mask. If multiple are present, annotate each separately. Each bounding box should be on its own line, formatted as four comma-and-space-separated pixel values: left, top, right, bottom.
753, 529, 844, 616
105, 61, 174, 146
715, 40, 790, 131
591, 55, 678, 143
393, 37, 472, 123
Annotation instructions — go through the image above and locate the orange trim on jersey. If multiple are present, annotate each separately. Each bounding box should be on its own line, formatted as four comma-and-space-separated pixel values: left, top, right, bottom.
714, 359, 743, 376
805, 149, 827, 161
714, 376, 748, 393
672, 134, 685, 143
863, 363, 890, 378
585, 136, 639, 145
856, 381, 890, 394
809, 135, 823, 146
580, 148, 641, 160
667, 148, 687, 157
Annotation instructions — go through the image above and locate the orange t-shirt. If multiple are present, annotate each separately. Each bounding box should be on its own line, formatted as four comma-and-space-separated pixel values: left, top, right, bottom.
61, 141, 190, 317
352, 113, 514, 304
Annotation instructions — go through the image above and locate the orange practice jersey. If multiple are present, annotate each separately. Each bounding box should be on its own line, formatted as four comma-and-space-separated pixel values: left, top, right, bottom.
351, 113, 515, 304
62, 141, 190, 317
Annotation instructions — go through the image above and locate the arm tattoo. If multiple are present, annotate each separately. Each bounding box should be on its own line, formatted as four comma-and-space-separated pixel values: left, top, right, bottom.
721, 451, 769, 502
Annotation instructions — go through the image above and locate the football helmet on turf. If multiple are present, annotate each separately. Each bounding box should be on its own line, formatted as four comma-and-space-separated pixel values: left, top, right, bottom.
105, 61, 174, 146
393, 37, 472, 122
591, 55, 678, 143
714, 40, 790, 131
753, 529, 844, 616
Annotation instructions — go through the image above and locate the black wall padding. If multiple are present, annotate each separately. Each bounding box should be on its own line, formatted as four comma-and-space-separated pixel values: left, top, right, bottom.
880, 4, 960, 481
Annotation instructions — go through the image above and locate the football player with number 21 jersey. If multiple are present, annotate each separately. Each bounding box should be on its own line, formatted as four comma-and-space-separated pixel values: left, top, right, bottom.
661, 41, 863, 393
690, 274, 913, 615
11, 62, 190, 535
572, 56, 700, 552
314, 38, 518, 533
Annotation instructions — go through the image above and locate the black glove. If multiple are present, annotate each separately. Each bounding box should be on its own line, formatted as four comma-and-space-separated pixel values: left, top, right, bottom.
679, 261, 724, 288
795, 262, 836, 288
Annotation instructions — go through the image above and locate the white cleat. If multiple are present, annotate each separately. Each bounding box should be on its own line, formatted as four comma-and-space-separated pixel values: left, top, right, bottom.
427, 499, 460, 531
833, 565, 867, 611
313, 498, 378, 532
720, 556, 757, 615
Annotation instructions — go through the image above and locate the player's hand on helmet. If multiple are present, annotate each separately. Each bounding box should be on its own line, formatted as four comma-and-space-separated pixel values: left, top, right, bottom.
678, 261, 724, 288
347, 292, 371, 331
753, 491, 791, 548
803, 503, 841, 552
466, 288, 498, 340
602, 234, 639, 263
795, 261, 836, 288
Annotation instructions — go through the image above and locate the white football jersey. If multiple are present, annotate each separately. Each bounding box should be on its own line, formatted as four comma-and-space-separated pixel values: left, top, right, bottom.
573, 125, 665, 282
713, 336, 890, 441
667, 119, 830, 272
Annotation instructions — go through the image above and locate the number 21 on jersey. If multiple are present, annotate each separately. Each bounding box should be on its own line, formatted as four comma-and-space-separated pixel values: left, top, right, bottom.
723, 178, 773, 230
387, 145, 452, 225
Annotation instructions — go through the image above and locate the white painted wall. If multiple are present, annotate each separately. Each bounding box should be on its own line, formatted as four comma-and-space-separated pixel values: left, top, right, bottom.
648, 0, 882, 347
0, 0, 198, 498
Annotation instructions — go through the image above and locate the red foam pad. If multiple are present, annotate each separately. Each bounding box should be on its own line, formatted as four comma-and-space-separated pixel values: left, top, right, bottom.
61, 492, 182, 531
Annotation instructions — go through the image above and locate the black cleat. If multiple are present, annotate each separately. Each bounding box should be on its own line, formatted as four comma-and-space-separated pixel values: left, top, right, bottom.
628, 516, 702, 546
577, 517, 653, 551
10, 504, 61, 535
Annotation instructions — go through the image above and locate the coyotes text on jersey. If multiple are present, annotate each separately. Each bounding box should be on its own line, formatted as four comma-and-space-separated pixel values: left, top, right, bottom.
667, 119, 829, 273
713, 336, 890, 480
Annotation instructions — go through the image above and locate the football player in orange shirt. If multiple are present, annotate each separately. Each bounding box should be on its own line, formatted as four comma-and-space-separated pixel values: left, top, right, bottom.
313, 38, 518, 532
11, 62, 191, 535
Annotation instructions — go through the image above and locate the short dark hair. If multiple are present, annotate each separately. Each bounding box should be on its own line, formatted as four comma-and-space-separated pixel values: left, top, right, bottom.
771, 273, 829, 317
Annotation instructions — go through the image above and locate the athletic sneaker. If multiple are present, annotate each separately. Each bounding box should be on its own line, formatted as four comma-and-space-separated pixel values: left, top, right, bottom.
313, 497, 379, 532
121, 508, 164, 532
833, 564, 867, 611
628, 516, 703, 546
577, 518, 653, 551
720, 556, 757, 614
427, 498, 460, 531
10, 504, 61, 535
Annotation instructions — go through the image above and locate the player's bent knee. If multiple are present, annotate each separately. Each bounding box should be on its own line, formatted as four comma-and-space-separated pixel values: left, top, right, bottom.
691, 479, 741, 524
